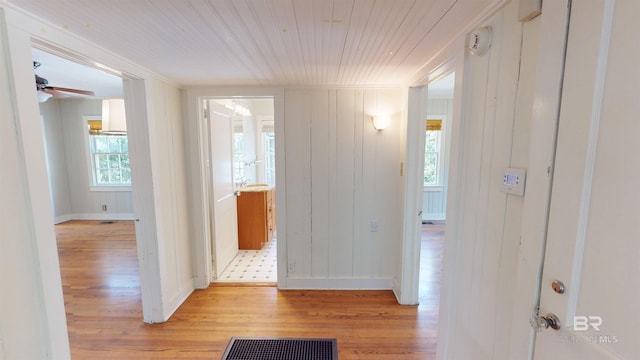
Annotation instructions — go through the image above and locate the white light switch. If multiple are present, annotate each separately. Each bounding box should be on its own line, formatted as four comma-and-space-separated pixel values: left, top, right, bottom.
501, 168, 526, 196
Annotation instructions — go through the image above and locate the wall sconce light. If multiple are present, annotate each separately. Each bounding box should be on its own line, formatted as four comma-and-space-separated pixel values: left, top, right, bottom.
372, 115, 390, 131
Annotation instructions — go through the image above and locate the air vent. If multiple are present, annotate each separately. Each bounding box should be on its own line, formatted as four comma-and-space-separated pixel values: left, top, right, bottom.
221, 337, 338, 360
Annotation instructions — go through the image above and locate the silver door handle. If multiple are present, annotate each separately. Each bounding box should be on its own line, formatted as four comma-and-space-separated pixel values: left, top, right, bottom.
530, 312, 561, 331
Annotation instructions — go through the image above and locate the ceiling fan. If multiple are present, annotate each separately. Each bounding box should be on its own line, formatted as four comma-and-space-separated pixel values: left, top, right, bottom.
34, 61, 95, 101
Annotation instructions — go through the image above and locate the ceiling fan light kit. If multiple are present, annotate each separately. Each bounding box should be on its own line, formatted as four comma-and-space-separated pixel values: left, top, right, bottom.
37, 91, 52, 103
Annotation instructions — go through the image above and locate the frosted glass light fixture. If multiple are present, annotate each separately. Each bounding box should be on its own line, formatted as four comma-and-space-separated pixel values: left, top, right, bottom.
372, 115, 390, 131
101, 99, 127, 133
37, 91, 52, 103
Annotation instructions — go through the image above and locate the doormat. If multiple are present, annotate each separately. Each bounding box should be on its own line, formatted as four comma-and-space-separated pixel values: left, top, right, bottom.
221, 337, 338, 360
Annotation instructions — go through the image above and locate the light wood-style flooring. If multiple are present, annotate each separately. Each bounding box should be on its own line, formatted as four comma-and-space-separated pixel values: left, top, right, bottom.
55, 220, 443, 359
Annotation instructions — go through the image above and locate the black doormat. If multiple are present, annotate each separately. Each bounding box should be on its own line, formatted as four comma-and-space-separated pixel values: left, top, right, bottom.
221, 337, 338, 360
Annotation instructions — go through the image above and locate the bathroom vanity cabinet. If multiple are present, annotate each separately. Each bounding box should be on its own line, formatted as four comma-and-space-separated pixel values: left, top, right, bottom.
236, 187, 275, 250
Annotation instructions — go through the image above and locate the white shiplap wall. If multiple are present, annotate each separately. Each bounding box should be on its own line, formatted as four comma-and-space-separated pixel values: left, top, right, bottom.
143, 78, 194, 318
439, 2, 539, 359
40, 99, 72, 218
283, 88, 403, 288
1, 28, 64, 360
40, 99, 134, 223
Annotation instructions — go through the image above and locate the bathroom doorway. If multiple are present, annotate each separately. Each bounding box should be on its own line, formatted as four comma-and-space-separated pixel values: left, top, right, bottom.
205, 97, 277, 284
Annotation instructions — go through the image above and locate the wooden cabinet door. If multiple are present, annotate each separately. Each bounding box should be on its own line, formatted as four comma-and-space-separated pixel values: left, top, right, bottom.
237, 191, 268, 250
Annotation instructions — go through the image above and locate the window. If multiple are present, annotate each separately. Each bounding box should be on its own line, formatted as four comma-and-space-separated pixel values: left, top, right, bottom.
86, 117, 131, 187
424, 118, 443, 186
263, 132, 275, 186
233, 131, 245, 181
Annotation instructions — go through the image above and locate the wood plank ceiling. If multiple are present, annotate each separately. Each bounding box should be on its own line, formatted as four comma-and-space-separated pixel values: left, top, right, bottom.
8, 0, 495, 87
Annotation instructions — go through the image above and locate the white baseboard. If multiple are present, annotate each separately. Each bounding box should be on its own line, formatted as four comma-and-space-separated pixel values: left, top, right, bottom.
392, 278, 402, 303
54, 214, 73, 224
54, 213, 135, 223
282, 277, 394, 290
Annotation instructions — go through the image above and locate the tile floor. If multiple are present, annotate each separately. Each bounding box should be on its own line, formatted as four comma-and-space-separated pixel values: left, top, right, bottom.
216, 238, 277, 282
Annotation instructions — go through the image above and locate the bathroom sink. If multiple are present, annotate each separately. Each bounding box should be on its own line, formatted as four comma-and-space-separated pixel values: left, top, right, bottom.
240, 184, 272, 192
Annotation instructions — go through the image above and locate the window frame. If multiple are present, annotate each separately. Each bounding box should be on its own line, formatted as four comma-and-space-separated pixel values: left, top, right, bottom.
423, 115, 446, 190
262, 131, 276, 186
83, 116, 132, 192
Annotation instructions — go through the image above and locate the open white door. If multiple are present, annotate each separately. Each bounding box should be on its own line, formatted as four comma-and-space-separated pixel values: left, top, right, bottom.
207, 101, 239, 278
533, 0, 639, 358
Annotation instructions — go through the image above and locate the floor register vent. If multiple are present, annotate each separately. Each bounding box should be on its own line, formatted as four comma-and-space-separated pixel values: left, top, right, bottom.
221, 337, 338, 360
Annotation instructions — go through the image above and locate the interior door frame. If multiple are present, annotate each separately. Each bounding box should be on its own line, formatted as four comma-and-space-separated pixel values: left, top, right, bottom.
1, 16, 168, 360
186, 88, 285, 288
28, 40, 166, 323
399, 40, 465, 306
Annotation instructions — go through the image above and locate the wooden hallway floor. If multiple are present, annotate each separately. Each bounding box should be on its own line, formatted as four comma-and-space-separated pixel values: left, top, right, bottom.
55, 220, 443, 359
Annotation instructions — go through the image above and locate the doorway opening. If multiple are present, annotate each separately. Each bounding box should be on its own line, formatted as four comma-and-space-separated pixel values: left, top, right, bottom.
204, 97, 277, 284
418, 72, 454, 298
35, 46, 146, 340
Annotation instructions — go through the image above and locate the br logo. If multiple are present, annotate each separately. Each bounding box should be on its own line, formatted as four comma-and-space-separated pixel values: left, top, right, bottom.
573, 316, 602, 331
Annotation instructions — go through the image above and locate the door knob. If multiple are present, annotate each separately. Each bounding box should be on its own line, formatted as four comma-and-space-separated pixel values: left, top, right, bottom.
530, 312, 561, 331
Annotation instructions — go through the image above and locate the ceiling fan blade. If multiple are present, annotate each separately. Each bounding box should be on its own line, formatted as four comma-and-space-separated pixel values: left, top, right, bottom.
42, 88, 67, 99
46, 86, 95, 96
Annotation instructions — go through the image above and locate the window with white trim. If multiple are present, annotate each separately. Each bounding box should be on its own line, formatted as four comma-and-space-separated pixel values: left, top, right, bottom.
87, 118, 131, 186
263, 131, 275, 186
424, 118, 443, 186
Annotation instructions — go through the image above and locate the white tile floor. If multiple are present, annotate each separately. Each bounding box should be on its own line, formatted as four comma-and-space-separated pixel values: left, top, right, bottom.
215, 238, 277, 282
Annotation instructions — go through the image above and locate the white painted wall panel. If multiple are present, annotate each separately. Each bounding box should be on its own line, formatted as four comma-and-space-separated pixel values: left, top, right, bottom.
40, 99, 72, 218
332, 89, 357, 276
0, 11, 70, 358
39, 99, 134, 221
284, 87, 402, 285
59, 100, 133, 215
310, 89, 330, 277
0, 41, 56, 360
284, 89, 313, 277
145, 78, 194, 317
441, 2, 539, 359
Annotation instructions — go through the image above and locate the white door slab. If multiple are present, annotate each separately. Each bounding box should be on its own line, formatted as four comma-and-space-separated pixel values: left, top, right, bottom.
207, 101, 239, 278
534, 0, 639, 358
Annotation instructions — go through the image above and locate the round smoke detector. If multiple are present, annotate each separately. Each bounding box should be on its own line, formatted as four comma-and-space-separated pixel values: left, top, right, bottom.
467, 26, 493, 56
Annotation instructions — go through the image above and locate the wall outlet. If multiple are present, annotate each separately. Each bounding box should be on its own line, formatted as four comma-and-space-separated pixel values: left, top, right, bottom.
101, 204, 107, 211
288, 260, 295, 273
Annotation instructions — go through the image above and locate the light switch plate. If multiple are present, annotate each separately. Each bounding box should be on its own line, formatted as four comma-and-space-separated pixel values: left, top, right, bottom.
501, 168, 526, 196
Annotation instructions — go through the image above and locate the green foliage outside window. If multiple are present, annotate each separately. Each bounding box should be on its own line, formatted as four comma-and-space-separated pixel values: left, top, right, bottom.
91, 134, 131, 185
424, 131, 440, 186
